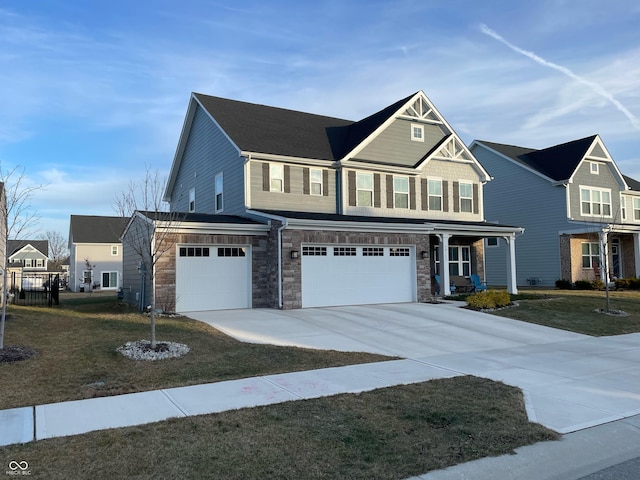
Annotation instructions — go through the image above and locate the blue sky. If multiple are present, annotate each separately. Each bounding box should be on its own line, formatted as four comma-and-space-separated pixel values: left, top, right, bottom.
2, 0, 639, 237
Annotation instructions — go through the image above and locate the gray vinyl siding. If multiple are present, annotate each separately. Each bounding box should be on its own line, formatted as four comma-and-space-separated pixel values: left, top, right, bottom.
473, 145, 571, 287
569, 160, 624, 222
342, 161, 484, 221
354, 119, 447, 167
249, 161, 337, 213
120, 216, 152, 310
169, 105, 245, 215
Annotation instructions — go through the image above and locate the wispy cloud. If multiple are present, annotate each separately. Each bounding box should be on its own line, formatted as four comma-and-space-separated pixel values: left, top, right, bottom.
479, 23, 640, 131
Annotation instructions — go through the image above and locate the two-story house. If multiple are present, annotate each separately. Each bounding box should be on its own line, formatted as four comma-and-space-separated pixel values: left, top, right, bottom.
68, 215, 129, 292
470, 135, 640, 286
7, 240, 49, 291
122, 91, 523, 312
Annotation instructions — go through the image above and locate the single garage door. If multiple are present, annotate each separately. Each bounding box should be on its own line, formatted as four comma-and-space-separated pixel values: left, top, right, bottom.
176, 245, 251, 312
301, 245, 416, 308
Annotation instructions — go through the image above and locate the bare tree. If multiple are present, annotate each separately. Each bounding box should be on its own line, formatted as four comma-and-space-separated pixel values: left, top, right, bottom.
40, 230, 69, 269
0, 165, 48, 349
114, 167, 183, 349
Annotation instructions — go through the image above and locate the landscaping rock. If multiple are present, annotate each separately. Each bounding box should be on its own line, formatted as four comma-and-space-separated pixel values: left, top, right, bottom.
116, 340, 190, 361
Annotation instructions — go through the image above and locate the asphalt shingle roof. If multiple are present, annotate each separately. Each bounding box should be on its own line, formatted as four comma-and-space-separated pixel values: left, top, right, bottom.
193, 92, 417, 161
623, 175, 640, 192
478, 136, 598, 181
8, 240, 48, 257
69, 215, 130, 243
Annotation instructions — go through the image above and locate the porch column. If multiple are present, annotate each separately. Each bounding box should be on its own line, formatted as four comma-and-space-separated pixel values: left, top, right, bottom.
599, 230, 608, 282
505, 234, 518, 294
634, 233, 640, 278
439, 233, 451, 295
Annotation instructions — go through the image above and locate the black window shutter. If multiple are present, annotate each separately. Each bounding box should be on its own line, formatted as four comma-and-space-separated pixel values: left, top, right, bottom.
322, 169, 329, 196
386, 175, 394, 208
284, 165, 291, 193
348, 171, 356, 206
303, 168, 310, 195
473, 184, 479, 214
410, 177, 416, 210
374, 173, 381, 208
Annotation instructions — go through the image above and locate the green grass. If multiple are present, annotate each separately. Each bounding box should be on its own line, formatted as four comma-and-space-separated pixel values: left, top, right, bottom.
0, 377, 558, 480
491, 289, 640, 336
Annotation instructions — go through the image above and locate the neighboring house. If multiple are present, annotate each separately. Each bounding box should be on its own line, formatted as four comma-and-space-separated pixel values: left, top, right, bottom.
470, 135, 640, 287
68, 215, 129, 292
7, 240, 48, 291
123, 90, 523, 313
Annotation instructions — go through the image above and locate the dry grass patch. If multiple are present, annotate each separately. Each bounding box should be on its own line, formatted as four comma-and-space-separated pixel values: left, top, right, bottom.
0, 294, 391, 409
0, 377, 558, 480
496, 289, 640, 336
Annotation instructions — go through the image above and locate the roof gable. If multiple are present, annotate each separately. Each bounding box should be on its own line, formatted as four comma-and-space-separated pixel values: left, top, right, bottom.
8, 240, 48, 257
623, 175, 640, 192
69, 215, 130, 244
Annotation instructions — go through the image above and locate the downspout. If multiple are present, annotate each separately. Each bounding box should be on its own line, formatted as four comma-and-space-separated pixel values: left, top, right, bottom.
277, 219, 288, 309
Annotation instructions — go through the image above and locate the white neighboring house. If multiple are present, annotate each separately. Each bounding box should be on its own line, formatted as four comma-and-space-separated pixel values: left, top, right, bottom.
68, 215, 130, 292
7, 240, 49, 290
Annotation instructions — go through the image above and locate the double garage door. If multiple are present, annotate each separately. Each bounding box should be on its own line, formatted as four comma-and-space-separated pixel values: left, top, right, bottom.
175, 243, 416, 311
301, 245, 416, 308
176, 245, 251, 312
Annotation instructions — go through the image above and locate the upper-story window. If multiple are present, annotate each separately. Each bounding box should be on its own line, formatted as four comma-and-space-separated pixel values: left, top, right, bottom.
188, 188, 195, 212
428, 179, 442, 211
580, 187, 611, 217
215, 173, 224, 212
634, 198, 640, 221
459, 182, 473, 213
590, 162, 599, 174
310, 169, 323, 196
111, 245, 119, 256
394, 176, 409, 208
411, 124, 424, 142
270, 164, 284, 192
356, 172, 373, 206
620, 195, 626, 220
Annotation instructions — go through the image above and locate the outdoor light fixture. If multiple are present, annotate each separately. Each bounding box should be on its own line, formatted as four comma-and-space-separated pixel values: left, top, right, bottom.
421, 251, 429, 259
290, 250, 299, 259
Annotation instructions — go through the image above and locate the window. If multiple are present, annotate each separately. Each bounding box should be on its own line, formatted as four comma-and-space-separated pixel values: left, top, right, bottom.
621, 195, 627, 220
389, 247, 410, 257
434, 246, 471, 276
310, 169, 323, 196
83, 270, 92, 284
356, 172, 373, 207
333, 247, 356, 256
634, 198, 640, 221
581, 187, 611, 217
303, 246, 327, 256
428, 179, 442, 211
218, 247, 246, 257
215, 173, 224, 212
590, 162, 599, 174
270, 164, 284, 192
24, 259, 32, 267
411, 124, 424, 142
459, 182, 473, 213
35, 259, 44, 268
102, 272, 118, 288
582, 242, 600, 268
486, 238, 499, 247
189, 188, 195, 212
179, 247, 211, 257
363, 247, 384, 256
111, 245, 119, 256
394, 176, 409, 208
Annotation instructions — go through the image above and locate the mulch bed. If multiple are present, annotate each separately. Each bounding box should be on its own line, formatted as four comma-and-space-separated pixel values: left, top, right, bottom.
0, 345, 36, 363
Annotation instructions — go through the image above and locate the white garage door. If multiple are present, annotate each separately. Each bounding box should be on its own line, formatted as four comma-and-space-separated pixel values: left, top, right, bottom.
301, 245, 416, 308
176, 245, 251, 312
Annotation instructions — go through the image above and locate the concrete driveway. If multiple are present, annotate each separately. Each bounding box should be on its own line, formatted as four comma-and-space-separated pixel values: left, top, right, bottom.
187, 302, 640, 434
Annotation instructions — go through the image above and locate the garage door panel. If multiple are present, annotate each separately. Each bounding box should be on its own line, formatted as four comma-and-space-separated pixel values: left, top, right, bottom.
176, 245, 250, 312
301, 245, 415, 308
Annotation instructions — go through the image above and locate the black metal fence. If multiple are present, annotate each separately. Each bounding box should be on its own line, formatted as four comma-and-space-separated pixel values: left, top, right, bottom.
8, 272, 60, 307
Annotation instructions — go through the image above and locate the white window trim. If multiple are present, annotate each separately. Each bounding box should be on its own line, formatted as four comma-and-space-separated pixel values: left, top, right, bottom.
590, 162, 599, 174
428, 178, 443, 211
393, 176, 409, 209
634, 197, 640, 221
620, 195, 627, 221
580, 187, 612, 218
486, 237, 499, 248
356, 172, 374, 207
270, 164, 284, 193
188, 188, 196, 213
101, 271, 119, 289
459, 180, 474, 213
581, 242, 600, 269
310, 168, 323, 196
215, 172, 224, 213
411, 123, 424, 142
111, 245, 119, 256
